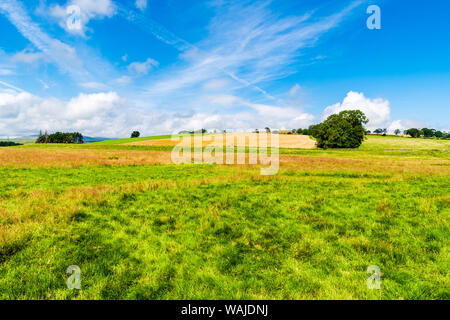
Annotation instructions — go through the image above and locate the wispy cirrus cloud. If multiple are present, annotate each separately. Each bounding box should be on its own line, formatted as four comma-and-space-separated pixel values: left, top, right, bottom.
0, 0, 87, 80
1, 0, 123, 93
11, 49, 46, 64
0, 0, 371, 137
122, 0, 364, 133
140, 0, 363, 103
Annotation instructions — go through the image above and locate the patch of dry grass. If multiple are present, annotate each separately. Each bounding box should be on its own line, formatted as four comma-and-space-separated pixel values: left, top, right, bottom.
0, 148, 173, 168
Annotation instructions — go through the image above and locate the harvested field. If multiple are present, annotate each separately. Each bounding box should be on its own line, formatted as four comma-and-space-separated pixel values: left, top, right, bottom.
126, 133, 317, 149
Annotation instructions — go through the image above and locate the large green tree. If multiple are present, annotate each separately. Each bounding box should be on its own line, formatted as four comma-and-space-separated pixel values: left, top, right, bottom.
313, 110, 368, 149
421, 128, 435, 138
405, 128, 421, 138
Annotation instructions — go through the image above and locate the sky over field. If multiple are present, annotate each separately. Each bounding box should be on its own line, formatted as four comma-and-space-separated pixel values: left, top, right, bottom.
0, 0, 449, 137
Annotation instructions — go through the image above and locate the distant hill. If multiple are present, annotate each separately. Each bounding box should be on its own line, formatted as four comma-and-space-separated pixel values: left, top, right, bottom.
83, 136, 114, 143
0, 135, 113, 144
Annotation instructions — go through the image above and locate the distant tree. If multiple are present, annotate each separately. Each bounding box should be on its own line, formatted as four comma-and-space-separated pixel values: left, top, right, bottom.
36, 132, 83, 144
0, 141, 22, 147
421, 128, 435, 138
313, 110, 368, 149
394, 129, 401, 135
265, 127, 271, 133
201, 128, 207, 134
255, 129, 259, 133
435, 131, 443, 138
405, 128, 421, 138
366, 130, 371, 134
131, 131, 140, 138
382, 128, 388, 136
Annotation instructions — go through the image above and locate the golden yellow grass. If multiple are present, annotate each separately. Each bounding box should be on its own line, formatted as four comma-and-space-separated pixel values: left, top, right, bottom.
0, 146, 448, 177
362, 136, 450, 150
0, 148, 174, 168
126, 133, 317, 149
279, 155, 450, 176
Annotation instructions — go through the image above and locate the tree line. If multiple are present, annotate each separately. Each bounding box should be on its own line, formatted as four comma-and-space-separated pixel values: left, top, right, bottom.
293, 125, 449, 140
0, 141, 23, 147
403, 128, 449, 139
36, 131, 84, 144
368, 127, 448, 138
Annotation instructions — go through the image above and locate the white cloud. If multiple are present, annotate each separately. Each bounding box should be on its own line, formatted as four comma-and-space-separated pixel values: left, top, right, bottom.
135, 0, 147, 11
387, 119, 425, 133
206, 94, 239, 107
11, 49, 45, 64
0, 89, 317, 137
114, 76, 132, 85
322, 91, 391, 129
128, 58, 159, 76
289, 84, 301, 96
0, 91, 125, 136
322, 92, 447, 133
80, 82, 109, 90
203, 79, 230, 91
203, 94, 315, 129
0, 92, 37, 118
65, 92, 121, 119
0, 69, 14, 76
244, 101, 315, 129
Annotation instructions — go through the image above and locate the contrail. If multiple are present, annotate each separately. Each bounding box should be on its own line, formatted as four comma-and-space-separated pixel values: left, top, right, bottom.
116, 3, 193, 52
0, 80, 25, 93
115, 1, 276, 100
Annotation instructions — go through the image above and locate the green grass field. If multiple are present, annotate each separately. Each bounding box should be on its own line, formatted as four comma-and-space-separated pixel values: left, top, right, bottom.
0, 135, 448, 299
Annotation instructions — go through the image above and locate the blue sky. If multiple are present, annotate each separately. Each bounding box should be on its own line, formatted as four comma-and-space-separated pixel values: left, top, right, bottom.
0, 0, 449, 137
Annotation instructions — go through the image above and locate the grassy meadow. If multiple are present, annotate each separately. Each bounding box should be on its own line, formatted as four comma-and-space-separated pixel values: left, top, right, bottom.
0, 135, 449, 299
